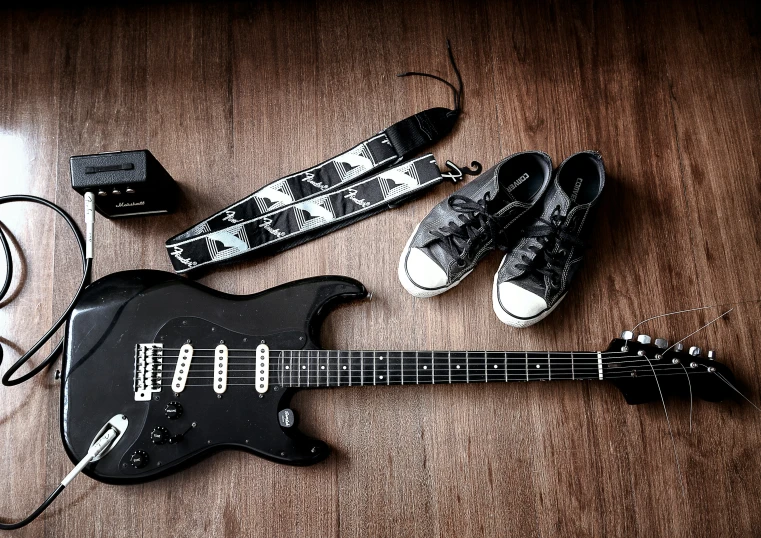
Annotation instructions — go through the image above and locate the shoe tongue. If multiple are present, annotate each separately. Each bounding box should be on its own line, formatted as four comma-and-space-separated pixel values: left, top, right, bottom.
488, 175, 519, 208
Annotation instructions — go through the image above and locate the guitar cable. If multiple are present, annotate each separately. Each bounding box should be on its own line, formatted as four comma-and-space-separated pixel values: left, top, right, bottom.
0, 192, 93, 386
0, 191, 115, 530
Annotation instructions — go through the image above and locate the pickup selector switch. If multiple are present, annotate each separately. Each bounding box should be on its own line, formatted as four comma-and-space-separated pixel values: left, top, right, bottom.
164, 401, 183, 420
151, 426, 170, 445
129, 450, 149, 468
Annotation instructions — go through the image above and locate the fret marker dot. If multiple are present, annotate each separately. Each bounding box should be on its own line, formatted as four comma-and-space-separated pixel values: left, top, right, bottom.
343, 366, 347, 370
423, 365, 427, 370
285, 366, 290, 370
536, 364, 540, 368
379, 375, 384, 380
493, 365, 498, 368
302, 366, 306, 369
320, 366, 325, 370
380, 356, 384, 360
456, 365, 461, 369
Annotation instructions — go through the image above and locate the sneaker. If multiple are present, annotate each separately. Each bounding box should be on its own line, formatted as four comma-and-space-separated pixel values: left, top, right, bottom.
492, 150, 605, 327
398, 151, 552, 298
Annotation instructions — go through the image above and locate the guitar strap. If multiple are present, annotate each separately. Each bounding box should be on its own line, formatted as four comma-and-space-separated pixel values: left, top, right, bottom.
165, 42, 470, 274
165, 151, 476, 274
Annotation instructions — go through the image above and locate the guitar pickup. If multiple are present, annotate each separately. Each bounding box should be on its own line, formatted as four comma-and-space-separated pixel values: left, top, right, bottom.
171, 343, 194, 393
256, 343, 269, 394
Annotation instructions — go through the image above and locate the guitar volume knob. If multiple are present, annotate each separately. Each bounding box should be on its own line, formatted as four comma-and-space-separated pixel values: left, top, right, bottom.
164, 401, 183, 420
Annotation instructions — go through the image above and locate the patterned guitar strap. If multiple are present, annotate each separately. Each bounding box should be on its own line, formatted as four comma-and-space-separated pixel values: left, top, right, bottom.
165, 42, 480, 275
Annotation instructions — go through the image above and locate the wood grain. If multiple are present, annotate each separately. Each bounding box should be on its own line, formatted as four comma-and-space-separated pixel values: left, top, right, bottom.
1, 1, 760, 536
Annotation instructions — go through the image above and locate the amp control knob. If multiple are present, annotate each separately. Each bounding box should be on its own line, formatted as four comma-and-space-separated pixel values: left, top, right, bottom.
129, 450, 149, 469
151, 426, 170, 445
164, 401, 183, 420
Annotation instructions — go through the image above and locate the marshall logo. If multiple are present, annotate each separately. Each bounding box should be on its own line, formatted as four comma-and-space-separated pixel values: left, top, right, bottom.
115, 201, 146, 208
170, 246, 197, 267
344, 188, 370, 208
571, 177, 584, 202
259, 217, 286, 238
222, 210, 243, 224
506, 172, 530, 192
301, 172, 328, 190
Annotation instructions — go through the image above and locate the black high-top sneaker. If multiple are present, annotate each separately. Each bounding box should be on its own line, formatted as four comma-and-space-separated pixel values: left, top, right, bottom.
398, 151, 552, 298
492, 151, 605, 326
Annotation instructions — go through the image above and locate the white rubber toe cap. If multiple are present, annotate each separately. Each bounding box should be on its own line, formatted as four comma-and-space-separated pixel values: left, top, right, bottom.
405, 248, 448, 289
496, 282, 547, 318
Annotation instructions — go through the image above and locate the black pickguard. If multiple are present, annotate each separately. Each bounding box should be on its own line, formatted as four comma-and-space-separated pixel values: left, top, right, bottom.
61, 270, 367, 484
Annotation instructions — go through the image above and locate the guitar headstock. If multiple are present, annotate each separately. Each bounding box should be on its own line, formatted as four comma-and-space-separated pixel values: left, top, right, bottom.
604, 332, 736, 405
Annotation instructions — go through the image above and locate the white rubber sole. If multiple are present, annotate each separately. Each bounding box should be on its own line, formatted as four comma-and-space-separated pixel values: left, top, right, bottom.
491, 271, 567, 328
397, 224, 473, 298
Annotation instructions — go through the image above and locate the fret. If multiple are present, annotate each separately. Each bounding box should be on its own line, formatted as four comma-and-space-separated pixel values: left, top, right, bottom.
552, 352, 574, 381
338, 351, 350, 386
417, 352, 433, 384
415, 351, 419, 384
384, 353, 390, 385
486, 352, 505, 382
433, 352, 449, 384
506, 352, 525, 382
526, 352, 550, 381
468, 352, 486, 383
317, 351, 325, 387
373, 351, 377, 386
285, 351, 295, 387
450, 352, 467, 383
350, 351, 362, 386
362, 352, 374, 386
276, 351, 283, 387
388, 351, 402, 385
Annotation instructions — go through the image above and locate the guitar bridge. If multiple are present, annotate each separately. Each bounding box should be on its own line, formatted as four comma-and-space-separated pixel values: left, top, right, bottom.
134, 343, 163, 401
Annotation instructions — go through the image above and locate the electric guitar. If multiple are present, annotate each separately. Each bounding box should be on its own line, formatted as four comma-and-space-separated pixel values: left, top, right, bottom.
61, 270, 736, 484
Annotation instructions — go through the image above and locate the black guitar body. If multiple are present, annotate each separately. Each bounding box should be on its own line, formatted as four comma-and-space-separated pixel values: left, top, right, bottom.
62, 270, 367, 484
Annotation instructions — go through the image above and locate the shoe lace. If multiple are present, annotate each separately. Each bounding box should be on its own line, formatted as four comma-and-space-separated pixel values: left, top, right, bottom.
429, 194, 509, 267
514, 205, 585, 289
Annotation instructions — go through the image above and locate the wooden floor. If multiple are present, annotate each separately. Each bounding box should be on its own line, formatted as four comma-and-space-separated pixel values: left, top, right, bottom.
1, 1, 761, 536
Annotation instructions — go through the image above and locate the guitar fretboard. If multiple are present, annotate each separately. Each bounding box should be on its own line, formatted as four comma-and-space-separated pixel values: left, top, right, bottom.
269, 350, 605, 388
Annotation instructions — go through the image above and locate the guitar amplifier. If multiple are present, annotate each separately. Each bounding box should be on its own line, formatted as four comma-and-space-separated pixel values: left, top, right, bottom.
70, 149, 178, 218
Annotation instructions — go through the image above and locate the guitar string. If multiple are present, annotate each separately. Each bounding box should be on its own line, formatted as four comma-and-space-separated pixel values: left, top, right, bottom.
156, 371, 714, 387
153, 369, 712, 387
153, 363, 707, 378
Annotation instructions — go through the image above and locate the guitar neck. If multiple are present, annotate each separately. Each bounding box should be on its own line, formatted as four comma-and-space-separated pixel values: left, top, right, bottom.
270, 350, 605, 388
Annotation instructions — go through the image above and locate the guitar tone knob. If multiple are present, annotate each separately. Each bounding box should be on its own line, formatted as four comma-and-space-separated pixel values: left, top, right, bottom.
654, 338, 668, 349
689, 346, 701, 356
636, 335, 651, 344
620, 330, 634, 340
129, 450, 149, 469
150, 426, 170, 445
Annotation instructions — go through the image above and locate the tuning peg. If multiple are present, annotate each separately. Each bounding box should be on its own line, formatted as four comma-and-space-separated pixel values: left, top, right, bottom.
620, 330, 634, 340
707, 350, 716, 360
637, 334, 651, 344
674, 343, 684, 352
654, 338, 668, 349
689, 346, 701, 356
